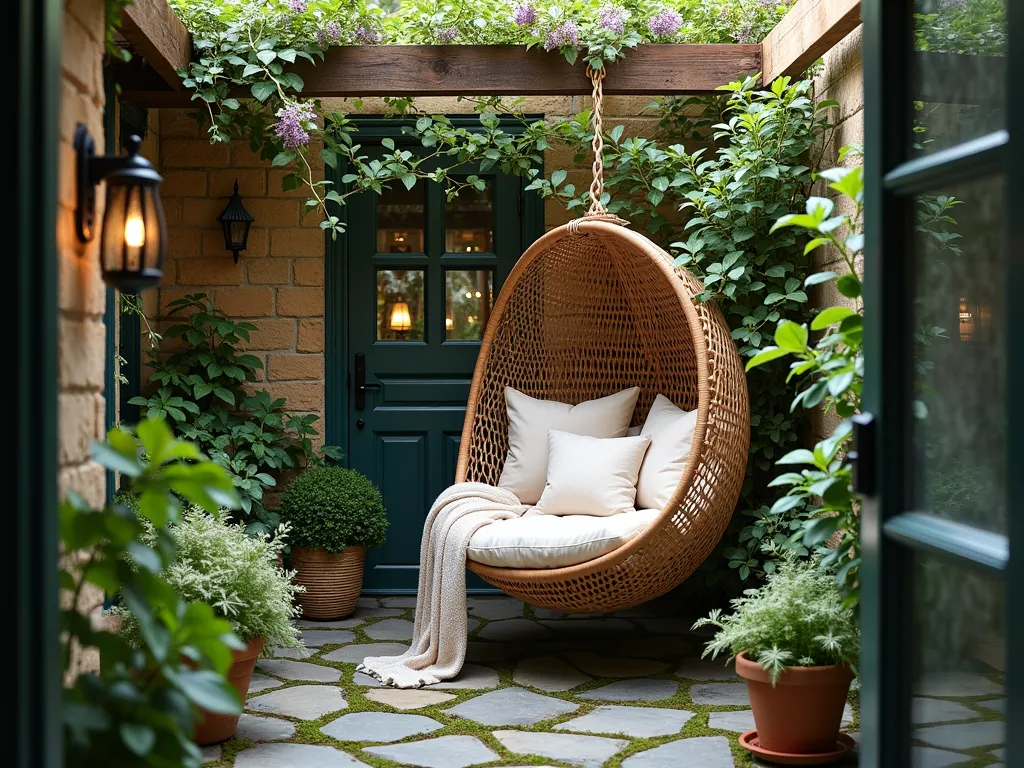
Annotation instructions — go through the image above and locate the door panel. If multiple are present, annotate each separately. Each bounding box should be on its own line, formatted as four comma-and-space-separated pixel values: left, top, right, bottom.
343, 148, 527, 592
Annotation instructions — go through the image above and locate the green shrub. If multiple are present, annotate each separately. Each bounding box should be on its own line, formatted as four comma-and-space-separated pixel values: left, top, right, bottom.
115, 507, 303, 651
694, 559, 859, 685
279, 466, 388, 553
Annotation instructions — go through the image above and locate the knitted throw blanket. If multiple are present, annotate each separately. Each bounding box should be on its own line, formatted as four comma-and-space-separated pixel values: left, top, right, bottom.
358, 483, 527, 688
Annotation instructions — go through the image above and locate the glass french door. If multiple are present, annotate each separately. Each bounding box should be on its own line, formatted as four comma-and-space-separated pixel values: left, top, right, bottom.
860, 1, 1020, 766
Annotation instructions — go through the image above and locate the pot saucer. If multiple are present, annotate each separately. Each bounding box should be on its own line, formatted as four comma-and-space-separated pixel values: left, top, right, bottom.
739, 731, 856, 765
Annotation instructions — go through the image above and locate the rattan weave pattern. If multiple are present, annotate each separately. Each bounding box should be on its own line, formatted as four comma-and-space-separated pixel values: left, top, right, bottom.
456, 219, 750, 612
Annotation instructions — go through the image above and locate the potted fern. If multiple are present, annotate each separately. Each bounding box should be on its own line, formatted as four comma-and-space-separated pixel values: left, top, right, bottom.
694, 560, 858, 762
114, 506, 303, 745
279, 466, 388, 619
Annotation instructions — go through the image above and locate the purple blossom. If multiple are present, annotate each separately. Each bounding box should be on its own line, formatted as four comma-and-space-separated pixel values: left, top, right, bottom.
598, 6, 627, 35
736, 21, 755, 44
315, 21, 342, 48
759, 0, 776, 8
434, 26, 458, 43
273, 102, 317, 149
544, 20, 580, 51
286, 0, 307, 12
355, 23, 382, 45
513, 3, 537, 26
648, 9, 683, 39
940, 0, 966, 8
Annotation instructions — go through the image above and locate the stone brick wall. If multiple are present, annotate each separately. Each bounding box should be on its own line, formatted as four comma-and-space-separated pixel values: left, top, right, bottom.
151, 95, 666, 425
811, 25, 865, 440
57, 0, 107, 681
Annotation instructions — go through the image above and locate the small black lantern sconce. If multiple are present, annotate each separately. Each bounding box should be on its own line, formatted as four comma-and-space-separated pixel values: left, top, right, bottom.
217, 180, 255, 263
74, 124, 166, 294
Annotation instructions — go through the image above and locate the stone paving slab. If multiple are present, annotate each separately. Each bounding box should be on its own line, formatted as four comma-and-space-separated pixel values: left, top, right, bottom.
256, 659, 340, 682
380, 596, 418, 608
354, 671, 384, 687
247, 673, 283, 694
616, 636, 696, 659
620, 735, 734, 768
478, 618, 556, 642
363, 735, 499, 768
322, 642, 410, 663
513, 656, 592, 692
689, 681, 750, 705
493, 729, 628, 768
555, 705, 694, 737
564, 651, 670, 678
297, 618, 366, 629
911, 747, 972, 767
980, 698, 1006, 713
708, 709, 755, 732
364, 618, 415, 640
465, 641, 512, 662
539, 618, 635, 634
200, 745, 221, 763
914, 720, 1006, 750
234, 713, 296, 742
235, 743, 369, 767
913, 697, 979, 724
915, 671, 1003, 697
578, 679, 679, 702
425, 663, 500, 690
363, 688, 456, 710
446, 687, 578, 726
301, 629, 356, 647
271, 646, 311, 659
466, 596, 525, 620
356, 597, 379, 608
635, 618, 695, 635
320, 712, 443, 743
674, 658, 738, 680
247, 684, 347, 720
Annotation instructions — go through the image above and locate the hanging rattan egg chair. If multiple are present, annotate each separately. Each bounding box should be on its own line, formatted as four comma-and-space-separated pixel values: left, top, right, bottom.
455, 68, 751, 613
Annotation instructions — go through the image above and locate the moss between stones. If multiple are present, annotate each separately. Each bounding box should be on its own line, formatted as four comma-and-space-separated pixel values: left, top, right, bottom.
208, 604, 880, 768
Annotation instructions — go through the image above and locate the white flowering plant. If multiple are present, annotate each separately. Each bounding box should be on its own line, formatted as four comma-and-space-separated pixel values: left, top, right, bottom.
115, 506, 304, 651
693, 559, 859, 685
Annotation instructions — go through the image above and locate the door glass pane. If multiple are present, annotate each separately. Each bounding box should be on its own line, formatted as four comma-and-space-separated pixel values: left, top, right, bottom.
910, 176, 1005, 532
911, 553, 1005, 766
912, 0, 1006, 153
376, 184, 425, 253
445, 270, 493, 341
376, 269, 424, 341
445, 180, 494, 253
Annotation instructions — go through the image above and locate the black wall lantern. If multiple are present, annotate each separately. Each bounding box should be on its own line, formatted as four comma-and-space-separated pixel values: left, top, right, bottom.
74, 124, 166, 294
217, 180, 255, 263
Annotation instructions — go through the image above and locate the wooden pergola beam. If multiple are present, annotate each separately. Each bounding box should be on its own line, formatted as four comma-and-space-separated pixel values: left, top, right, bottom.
761, 0, 861, 84
120, 44, 761, 106
119, 0, 192, 90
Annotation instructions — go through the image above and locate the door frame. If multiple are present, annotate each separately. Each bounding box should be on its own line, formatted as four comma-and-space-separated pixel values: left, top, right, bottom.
17, 0, 63, 765
324, 116, 545, 464
860, 2, 1021, 766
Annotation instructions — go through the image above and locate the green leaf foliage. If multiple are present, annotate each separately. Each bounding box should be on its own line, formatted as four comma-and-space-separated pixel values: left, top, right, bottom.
279, 466, 388, 552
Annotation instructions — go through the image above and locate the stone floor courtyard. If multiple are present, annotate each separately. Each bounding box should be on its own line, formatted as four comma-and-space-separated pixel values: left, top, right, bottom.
201, 596, 1005, 768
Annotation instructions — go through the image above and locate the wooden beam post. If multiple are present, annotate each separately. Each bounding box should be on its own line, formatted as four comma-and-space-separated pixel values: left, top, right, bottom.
119, 44, 761, 106
761, 0, 861, 84
119, 0, 192, 90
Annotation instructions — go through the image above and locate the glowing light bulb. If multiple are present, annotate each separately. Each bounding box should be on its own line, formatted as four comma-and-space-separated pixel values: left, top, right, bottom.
445, 316, 453, 329
474, 291, 482, 298
124, 214, 146, 248
465, 292, 472, 298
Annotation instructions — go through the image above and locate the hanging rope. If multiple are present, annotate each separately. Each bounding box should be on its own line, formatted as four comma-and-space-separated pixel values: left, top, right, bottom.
568, 65, 627, 231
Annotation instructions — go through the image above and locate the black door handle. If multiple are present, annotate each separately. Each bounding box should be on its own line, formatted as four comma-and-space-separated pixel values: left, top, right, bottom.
354, 353, 381, 411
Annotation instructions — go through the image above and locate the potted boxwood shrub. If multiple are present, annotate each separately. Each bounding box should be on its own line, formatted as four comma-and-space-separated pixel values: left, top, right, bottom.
279, 466, 388, 620
114, 505, 303, 745
694, 560, 859, 761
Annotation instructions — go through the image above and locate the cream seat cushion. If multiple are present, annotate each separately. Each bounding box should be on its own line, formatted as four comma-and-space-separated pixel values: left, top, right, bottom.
635, 394, 700, 510
497, 386, 640, 505
467, 508, 661, 569
535, 431, 651, 517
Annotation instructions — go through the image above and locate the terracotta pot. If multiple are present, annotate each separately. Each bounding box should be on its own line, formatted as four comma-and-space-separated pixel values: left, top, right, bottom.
290, 546, 365, 620
194, 635, 264, 745
735, 651, 854, 755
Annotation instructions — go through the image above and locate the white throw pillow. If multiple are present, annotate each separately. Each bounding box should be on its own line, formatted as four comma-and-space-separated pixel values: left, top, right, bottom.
467, 508, 661, 569
635, 394, 700, 510
534, 430, 651, 517
497, 386, 640, 505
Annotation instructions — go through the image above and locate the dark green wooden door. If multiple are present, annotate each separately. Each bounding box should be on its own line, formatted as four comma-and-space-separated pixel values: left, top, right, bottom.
339, 147, 534, 592
860, 1, 1020, 765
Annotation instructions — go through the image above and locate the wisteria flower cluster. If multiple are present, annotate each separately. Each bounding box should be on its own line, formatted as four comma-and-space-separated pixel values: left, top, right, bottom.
273, 102, 318, 149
